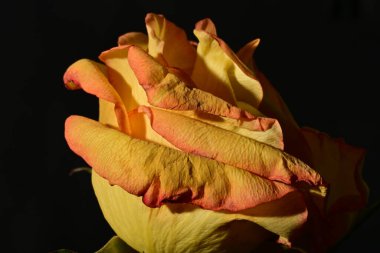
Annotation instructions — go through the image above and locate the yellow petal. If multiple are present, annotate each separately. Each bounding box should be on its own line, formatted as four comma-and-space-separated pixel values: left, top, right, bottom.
301, 127, 368, 214
128, 45, 256, 121
118, 32, 148, 50
93, 171, 307, 252
145, 13, 196, 75
65, 115, 298, 211
63, 58, 130, 133
192, 29, 263, 108
140, 106, 323, 186
98, 45, 154, 142
195, 18, 217, 36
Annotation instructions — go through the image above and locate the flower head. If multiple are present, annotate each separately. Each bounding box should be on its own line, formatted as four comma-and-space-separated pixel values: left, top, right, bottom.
63, 13, 368, 253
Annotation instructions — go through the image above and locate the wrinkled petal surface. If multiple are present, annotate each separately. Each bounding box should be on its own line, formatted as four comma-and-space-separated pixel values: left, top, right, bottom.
128, 45, 256, 120
65, 115, 298, 212
139, 106, 323, 186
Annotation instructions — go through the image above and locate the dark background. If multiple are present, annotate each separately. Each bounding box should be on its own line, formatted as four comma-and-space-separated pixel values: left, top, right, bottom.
1, 0, 379, 252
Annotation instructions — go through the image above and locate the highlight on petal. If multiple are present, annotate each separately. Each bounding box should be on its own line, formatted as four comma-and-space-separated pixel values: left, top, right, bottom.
192, 29, 263, 109
145, 13, 196, 74
301, 127, 368, 214
118, 32, 148, 51
128, 45, 256, 120
139, 106, 323, 186
65, 115, 298, 212
63, 59, 130, 133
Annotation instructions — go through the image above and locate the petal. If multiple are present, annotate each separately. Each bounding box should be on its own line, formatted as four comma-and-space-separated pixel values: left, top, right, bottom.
191, 29, 263, 109
63, 59, 130, 133
93, 171, 308, 251
176, 109, 284, 150
237, 39, 297, 126
118, 32, 148, 50
127, 45, 256, 121
139, 106, 323, 186
145, 13, 196, 75
65, 115, 298, 212
195, 18, 217, 36
99, 45, 169, 144
236, 40, 313, 163
236, 38, 260, 71
301, 127, 368, 214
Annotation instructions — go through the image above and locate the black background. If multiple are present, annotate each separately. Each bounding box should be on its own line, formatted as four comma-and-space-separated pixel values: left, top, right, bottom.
1, 0, 379, 252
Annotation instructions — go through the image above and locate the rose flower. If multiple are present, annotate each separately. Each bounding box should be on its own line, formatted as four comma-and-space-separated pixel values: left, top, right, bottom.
63, 13, 368, 253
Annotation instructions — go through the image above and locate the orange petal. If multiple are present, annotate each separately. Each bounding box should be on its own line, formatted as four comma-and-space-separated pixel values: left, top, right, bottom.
301, 127, 368, 214
192, 29, 263, 109
145, 13, 196, 75
65, 115, 298, 212
118, 32, 148, 50
139, 106, 323, 186
236, 38, 260, 71
128, 45, 255, 120
63, 59, 130, 134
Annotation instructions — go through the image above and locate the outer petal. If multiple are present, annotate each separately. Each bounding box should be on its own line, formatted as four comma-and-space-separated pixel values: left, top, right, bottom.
191, 29, 263, 109
301, 127, 368, 214
63, 59, 130, 133
139, 106, 323, 186
145, 13, 196, 75
118, 32, 148, 50
128, 45, 258, 121
93, 171, 307, 252
65, 115, 297, 212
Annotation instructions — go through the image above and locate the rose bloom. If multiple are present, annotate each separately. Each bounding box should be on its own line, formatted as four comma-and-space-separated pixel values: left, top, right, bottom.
63, 13, 368, 253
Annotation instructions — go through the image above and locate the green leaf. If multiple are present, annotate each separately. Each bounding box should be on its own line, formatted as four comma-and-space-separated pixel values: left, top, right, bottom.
96, 236, 138, 253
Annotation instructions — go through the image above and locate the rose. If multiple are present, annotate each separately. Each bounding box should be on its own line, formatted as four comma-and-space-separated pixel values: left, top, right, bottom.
63, 13, 368, 252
